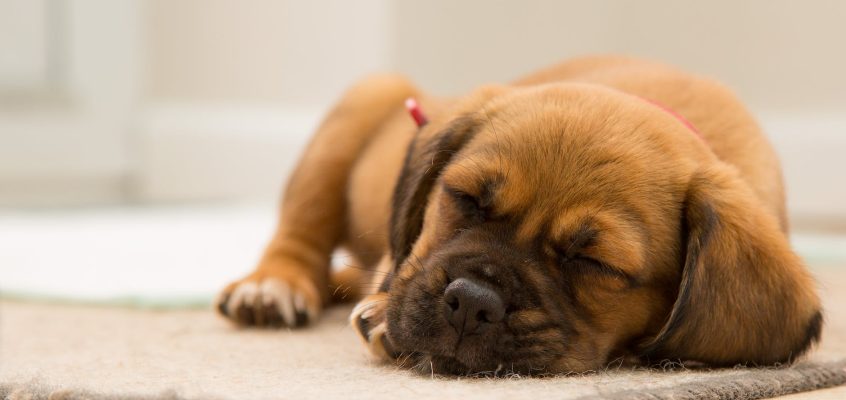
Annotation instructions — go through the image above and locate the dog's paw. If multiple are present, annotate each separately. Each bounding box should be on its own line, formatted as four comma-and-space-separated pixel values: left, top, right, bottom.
216, 271, 321, 328
350, 292, 395, 361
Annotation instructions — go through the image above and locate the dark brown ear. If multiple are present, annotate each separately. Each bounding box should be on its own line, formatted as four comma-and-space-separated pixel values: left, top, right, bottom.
641, 164, 822, 366
389, 116, 480, 268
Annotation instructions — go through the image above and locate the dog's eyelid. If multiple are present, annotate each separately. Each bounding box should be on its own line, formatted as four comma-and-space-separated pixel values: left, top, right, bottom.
444, 186, 476, 201
576, 255, 637, 284
555, 248, 632, 281
443, 185, 494, 218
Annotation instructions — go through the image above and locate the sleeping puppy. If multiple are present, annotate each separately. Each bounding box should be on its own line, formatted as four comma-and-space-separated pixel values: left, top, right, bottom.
216, 56, 822, 375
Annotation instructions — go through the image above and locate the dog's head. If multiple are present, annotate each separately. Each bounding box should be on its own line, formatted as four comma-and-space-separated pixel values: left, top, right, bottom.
379, 83, 821, 375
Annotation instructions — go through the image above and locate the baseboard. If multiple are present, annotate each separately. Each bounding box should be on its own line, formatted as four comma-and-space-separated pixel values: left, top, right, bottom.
0, 174, 126, 207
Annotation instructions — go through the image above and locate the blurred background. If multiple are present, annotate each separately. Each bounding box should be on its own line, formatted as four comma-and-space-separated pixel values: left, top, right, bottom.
1, 0, 845, 304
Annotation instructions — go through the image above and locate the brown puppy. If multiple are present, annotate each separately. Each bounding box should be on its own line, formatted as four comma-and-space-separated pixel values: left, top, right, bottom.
216, 56, 822, 375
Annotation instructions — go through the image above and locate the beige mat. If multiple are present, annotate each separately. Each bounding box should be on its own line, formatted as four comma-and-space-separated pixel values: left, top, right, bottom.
2, 267, 846, 400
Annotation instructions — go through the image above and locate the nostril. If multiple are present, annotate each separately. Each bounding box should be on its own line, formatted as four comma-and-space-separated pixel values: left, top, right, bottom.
443, 278, 505, 334
476, 310, 489, 323
447, 297, 459, 311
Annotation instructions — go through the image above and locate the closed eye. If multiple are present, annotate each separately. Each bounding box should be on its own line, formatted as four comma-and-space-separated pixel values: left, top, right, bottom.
558, 252, 633, 284
445, 187, 490, 223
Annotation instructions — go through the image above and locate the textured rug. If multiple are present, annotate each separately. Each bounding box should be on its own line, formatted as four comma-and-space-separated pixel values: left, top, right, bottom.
2, 359, 844, 400
2, 267, 846, 400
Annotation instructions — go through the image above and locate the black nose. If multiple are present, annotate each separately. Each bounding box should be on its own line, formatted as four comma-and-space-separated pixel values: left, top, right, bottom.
443, 278, 505, 335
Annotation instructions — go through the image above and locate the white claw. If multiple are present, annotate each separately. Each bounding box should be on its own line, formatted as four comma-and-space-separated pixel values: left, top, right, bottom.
262, 279, 296, 325
262, 288, 277, 306
350, 300, 373, 324
227, 281, 258, 316
225, 278, 319, 326
367, 322, 391, 360
360, 305, 377, 320
294, 292, 306, 313
293, 288, 318, 323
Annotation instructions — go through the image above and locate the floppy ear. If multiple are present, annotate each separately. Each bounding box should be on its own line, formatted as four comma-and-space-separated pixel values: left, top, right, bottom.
389, 116, 480, 268
641, 164, 822, 366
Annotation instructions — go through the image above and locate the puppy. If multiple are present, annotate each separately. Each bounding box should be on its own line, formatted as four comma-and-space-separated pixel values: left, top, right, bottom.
217, 56, 822, 375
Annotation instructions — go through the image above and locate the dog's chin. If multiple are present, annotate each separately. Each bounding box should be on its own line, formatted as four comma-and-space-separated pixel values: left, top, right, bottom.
400, 352, 575, 377
384, 311, 595, 376
415, 354, 500, 376
392, 351, 513, 377
386, 331, 609, 376
384, 331, 505, 375
385, 334, 568, 376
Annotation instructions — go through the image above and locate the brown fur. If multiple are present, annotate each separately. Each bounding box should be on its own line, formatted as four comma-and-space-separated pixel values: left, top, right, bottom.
217, 56, 821, 374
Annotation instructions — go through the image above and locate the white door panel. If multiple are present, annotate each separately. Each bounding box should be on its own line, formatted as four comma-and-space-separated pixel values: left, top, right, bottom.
0, 0, 52, 90
0, 0, 141, 206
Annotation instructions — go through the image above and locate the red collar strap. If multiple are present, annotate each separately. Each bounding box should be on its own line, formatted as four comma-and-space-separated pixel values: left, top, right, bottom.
637, 96, 704, 142
406, 95, 703, 142
405, 97, 428, 127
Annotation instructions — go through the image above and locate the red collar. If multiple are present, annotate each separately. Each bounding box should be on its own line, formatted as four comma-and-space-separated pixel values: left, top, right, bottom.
637, 96, 704, 141
406, 95, 704, 142
405, 98, 428, 127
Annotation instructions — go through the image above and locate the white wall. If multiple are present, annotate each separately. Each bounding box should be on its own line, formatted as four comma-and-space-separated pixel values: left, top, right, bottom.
142, 0, 846, 112
135, 0, 394, 201
144, 0, 394, 108
1, 1, 844, 227
394, 1, 846, 112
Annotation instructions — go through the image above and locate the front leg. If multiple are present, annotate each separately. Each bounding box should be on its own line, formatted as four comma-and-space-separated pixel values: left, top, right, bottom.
217, 74, 419, 328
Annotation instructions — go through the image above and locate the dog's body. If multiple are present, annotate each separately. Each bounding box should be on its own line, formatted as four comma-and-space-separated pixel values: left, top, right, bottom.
218, 56, 821, 374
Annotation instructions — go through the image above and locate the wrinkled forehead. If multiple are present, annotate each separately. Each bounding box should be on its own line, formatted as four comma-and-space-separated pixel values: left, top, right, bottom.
442, 122, 649, 205
438, 120, 654, 269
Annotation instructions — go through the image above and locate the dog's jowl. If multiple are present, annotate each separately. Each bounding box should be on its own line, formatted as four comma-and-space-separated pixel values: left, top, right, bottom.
217, 56, 822, 375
